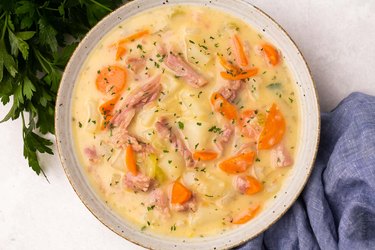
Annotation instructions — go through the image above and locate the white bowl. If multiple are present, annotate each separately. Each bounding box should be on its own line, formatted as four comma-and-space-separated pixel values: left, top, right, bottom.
55, 0, 320, 249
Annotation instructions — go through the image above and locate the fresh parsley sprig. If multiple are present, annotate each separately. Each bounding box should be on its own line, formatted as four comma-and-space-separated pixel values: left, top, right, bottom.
0, 0, 123, 178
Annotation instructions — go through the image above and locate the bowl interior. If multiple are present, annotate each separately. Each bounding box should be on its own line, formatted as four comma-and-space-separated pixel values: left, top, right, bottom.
55, 0, 320, 249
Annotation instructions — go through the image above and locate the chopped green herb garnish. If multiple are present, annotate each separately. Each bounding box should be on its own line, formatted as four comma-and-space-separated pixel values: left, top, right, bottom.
208, 126, 222, 133
266, 83, 282, 89
178, 121, 184, 130
147, 205, 155, 211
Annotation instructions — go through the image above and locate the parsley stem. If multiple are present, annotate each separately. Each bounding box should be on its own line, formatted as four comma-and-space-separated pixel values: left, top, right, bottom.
89, 0, 112, 12
0, 12, 6, 21
21, 112, 26, 134
1, 14, 8, 40
33, 48, 53, 73
43, 7, 59, 11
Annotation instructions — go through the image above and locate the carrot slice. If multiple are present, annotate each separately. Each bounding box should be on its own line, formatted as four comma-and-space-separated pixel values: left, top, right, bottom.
117, 30, 149, 44
220, 68, 258, 81
96, 65, 127, 95
262, 43, 280, 66
258, 103, 285, 150
218, 55, 239, 73
99, 96, 119, 115
210, 92, 237, 120
112, 30, 149, 61
125, 145, 137, 175
99, 96, 120, 129
244, 176, 262, 195
101, 115, 112, 130
219, 152, 256, 174
232, 205, 260, 224
171, 181, 192, 204
233, 34, 248, 67
193, 151, 218, 161
116, 45, 126, 61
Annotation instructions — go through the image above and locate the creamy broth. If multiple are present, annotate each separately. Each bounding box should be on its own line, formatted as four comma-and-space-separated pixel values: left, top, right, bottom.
72, 5, 299, 238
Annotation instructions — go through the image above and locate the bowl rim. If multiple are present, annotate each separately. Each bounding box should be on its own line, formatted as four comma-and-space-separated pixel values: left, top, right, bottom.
55, 0, 321, 249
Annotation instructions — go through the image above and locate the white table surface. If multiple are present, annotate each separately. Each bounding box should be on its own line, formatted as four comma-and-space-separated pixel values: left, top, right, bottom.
1, 1, 374, 249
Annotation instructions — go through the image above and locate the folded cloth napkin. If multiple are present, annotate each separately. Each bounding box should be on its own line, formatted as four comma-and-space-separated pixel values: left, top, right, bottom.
237, 92, 375, 250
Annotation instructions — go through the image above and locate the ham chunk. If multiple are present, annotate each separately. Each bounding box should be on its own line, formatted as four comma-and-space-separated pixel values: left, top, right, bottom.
215, 124, 233, 152
149, 188, 169, 214
171, 196, 197, 212
218, 80, 243, 103
233, 175, 250, 194
239, 111, 262, 142
84, 146, 99, 163
127, 57, 146, 73
271, 143, 293, 167
155, 117, 195, 167
123, 172, 153, 192
112, 132, 152, 153
165, 53, 207, 88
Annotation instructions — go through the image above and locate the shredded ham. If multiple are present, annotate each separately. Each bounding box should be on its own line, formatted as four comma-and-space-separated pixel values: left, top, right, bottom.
233, 175, 250, 194
215, 124, 233, 152
218, 80, 244, 103
271, 143, 293, 168
110, 76, 162, 152
171, 196, 197, 212
164, 52, 207, 88
123, 172, 153, 192
127, 57, 146, 73
240, 114, 262, 142
155, 117, 195, 167
84, 146, 99, 163
149, 188, 170, 215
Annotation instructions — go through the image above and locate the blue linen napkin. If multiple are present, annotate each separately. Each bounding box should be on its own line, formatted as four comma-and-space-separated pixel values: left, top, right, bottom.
237, 92, 375, 250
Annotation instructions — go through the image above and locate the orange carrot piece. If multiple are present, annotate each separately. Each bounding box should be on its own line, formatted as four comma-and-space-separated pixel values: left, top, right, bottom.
193, 151, 218, 161
171, 181, 192, 204
125, 145, 138, 175
233, 34, 248, 67
258, 103, 285, 150
262, 43, 280, 66
96, 65, 127, 95
112, 30, 149, 61
218, 55, 239, 73
220, 68, 258, 81
210, 92, 238, 120
244, 176, 263, 195
101, 114, 112, 130
232, 205, 261, 224
219, 152, 256, 174
99, 96, 119, 129
117, 30, 149, 44
99, 95, 120, 130
99, 96, 119, 115
116, 45, 126, 61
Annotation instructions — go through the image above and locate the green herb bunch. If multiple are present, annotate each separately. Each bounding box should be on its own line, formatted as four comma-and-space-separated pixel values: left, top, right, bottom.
0, 0, 123, 177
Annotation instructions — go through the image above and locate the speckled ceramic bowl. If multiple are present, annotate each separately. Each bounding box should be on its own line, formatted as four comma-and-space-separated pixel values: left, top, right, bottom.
55, 0, 320, 249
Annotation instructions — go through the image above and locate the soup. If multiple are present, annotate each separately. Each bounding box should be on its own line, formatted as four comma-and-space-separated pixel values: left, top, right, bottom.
72, 5, 299, 238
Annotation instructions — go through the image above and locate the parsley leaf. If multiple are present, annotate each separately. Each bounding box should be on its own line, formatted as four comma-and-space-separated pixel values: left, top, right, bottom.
208, 126, 222, 133
178, 121, 184, 130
